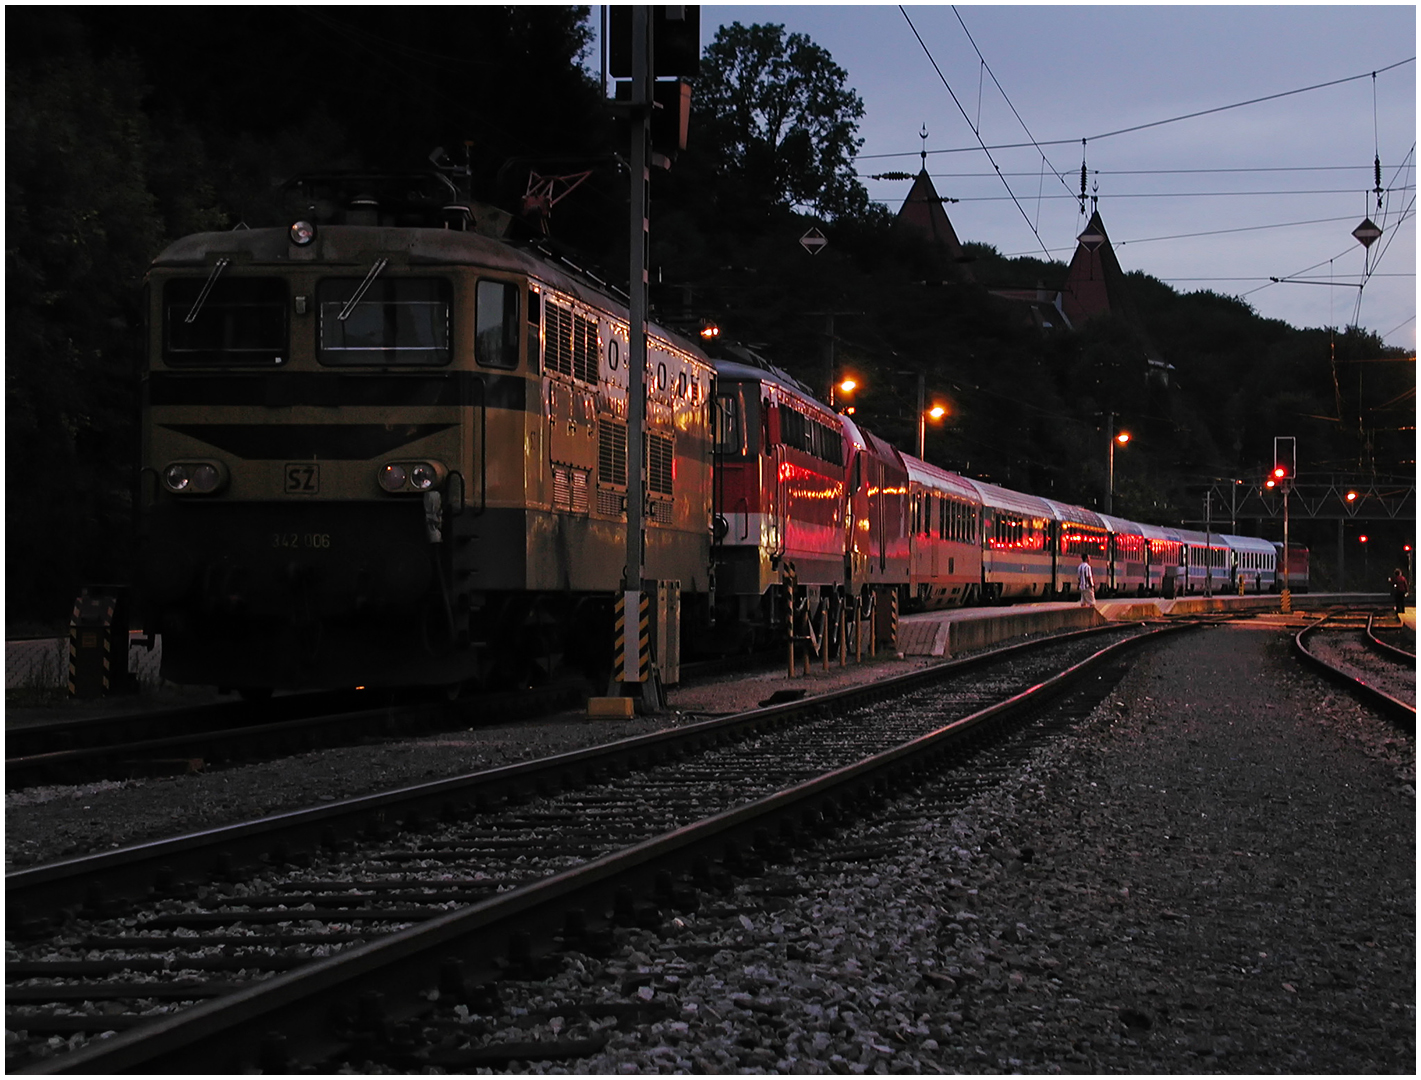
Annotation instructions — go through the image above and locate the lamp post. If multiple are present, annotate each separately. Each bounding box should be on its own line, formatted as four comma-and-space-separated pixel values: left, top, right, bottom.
1106, 427, 1130, 515
915, 373, 925, 457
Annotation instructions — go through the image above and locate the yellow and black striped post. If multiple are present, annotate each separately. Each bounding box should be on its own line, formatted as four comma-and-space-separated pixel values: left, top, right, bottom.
616, 589, 652, 684
613, 592, 627, 682
889, 588, 899, 653
68, 594, 114, 698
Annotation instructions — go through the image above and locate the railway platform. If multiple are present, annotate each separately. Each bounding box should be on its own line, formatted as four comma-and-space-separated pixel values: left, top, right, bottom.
896, 592, 1390, 658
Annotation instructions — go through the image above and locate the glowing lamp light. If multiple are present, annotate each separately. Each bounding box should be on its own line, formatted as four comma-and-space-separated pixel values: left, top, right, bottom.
1273, 467, 1287, 479
1116, 432, 1131, 445
1346, 491, 1358, 502
927, 405, 947, 420
1359, 534, 1369, 544
699, 323, 720, 339
838, 378, 857, 395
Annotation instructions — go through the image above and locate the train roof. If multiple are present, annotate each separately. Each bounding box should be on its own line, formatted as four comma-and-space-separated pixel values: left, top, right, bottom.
1137, 522, 1183, 542
1172, 527, 1229, 546
149, 224, 709, 364
960, 477, 1056, 518
1218, 534, 1278, 556
1043, 498, 1107, 529
710, 347, 822, 401
901, 454, 981, 500
1098, 512, 1145, 537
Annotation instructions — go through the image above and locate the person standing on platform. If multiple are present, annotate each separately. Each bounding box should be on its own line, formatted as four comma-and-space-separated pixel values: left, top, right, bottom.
1078, 551, 1096, 607
1389, 567, 1408, 613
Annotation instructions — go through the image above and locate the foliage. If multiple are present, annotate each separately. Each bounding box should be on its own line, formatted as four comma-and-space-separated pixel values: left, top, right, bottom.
5, 22, 215, 623
688, 22, 868, 222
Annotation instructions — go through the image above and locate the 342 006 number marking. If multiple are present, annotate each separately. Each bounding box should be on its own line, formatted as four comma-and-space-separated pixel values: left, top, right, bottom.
272, 533, 332, 549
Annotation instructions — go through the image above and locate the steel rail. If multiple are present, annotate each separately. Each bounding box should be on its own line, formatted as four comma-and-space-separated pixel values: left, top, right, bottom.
1294, 612, 1415, 725
5, 683, 585, 789
1365, 610, 1417, 663
8, 621, 1138, 919
21, 621, 1187, 1074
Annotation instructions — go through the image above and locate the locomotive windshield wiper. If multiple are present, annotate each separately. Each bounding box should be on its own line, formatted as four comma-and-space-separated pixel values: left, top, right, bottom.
183, 258, 231, 324
337, 257, 389, 321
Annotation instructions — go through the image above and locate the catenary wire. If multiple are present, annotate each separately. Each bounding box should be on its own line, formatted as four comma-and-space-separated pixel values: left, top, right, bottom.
897, 5, 1055, 261
857, 56, 1416, 160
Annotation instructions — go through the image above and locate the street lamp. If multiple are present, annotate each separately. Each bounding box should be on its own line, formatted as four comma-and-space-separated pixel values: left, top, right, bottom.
921, 402, 947, 459
1106, 430, 1130, 515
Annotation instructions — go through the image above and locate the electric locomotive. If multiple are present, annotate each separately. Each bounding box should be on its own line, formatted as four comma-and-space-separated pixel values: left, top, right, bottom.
709, 347, 909, 649
138, 173, 713, 693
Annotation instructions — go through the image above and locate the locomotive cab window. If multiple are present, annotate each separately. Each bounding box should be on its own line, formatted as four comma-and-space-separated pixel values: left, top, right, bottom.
476, 279, 520, 369
317, 278, 451, 366
714, 391, 746, 458
163, 277, 287, 366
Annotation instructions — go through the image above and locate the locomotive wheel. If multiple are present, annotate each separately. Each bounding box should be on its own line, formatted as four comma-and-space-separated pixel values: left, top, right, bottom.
482, 596, 565, 690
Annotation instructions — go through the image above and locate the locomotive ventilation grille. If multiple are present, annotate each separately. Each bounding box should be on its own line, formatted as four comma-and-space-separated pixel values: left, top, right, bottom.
547, 302, 598, 384
552, 465, 591, 514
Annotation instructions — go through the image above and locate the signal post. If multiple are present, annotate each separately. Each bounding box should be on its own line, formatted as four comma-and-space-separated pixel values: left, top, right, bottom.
596, 6, 697, 714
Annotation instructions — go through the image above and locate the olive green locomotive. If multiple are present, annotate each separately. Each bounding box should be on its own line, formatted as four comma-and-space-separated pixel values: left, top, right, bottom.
139, 175, 713, 693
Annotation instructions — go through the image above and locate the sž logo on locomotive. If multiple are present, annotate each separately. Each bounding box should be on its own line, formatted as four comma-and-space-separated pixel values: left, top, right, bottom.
285, 463, 319, 494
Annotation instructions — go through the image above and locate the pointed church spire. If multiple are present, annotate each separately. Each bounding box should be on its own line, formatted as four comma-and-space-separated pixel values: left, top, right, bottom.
1061, 209, 1129, 325
896, 126, 971, 276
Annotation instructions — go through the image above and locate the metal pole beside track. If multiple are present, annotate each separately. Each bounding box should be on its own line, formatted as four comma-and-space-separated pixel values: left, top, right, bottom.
1281, 483, 1292, 613
622, 6, 662, 709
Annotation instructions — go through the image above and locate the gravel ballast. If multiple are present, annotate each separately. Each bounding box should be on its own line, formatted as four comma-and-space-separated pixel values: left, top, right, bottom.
419, 621, 1415, 1074
6, 620, 1415, 1072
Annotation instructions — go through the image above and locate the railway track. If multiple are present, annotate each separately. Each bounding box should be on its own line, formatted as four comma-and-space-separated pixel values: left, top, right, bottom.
1293, 608, 1415, 724
8, 619, 1189, 1073
5, 682, 590, 790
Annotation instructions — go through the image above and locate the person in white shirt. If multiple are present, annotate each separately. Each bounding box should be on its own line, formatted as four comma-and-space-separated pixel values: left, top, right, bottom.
1077, 552, 1096, 606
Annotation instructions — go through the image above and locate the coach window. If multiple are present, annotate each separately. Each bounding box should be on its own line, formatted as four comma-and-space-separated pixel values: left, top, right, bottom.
318, 277, 451, 366
714, 390, 746, 458
476, 280, 520, 369
164, 277, 287, 366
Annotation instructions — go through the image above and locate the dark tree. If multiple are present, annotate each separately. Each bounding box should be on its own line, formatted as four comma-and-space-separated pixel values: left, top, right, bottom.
691, 22, 867, 221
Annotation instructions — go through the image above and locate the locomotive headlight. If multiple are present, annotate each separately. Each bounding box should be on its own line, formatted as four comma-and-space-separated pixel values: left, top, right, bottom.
377, 460, 445, 494
162, 460, 227, 495
164, 464, 191, 492
289, 220, 316, 246
190, 463, 221, 494
379, 464, 408, 492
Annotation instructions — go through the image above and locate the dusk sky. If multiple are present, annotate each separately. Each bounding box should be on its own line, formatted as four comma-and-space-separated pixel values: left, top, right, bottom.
599, 5, 1416, 350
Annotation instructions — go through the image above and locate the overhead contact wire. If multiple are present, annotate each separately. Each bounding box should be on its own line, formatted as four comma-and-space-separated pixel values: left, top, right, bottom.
898, 6, 1054, 261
